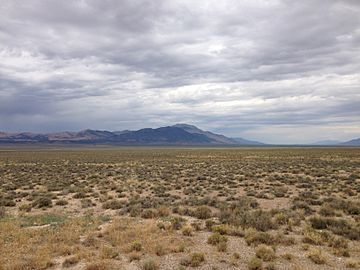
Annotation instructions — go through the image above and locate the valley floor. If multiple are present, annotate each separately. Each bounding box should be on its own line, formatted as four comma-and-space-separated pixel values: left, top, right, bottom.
0, 148, 359, 270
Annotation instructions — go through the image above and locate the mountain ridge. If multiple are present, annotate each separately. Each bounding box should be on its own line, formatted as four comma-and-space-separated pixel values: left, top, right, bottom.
172, 124, 238, 144
0, 124, 262, 145
1, 126, 358, 146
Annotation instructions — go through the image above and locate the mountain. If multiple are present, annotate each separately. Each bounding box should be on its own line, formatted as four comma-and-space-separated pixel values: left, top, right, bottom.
0, 132, 49, 142
113, 130, 132, 135
231, 137, 265, 145
341, 138, 360, 146
172, 124, 237, 144
173, 124, 264, 145
115, 127, 212, 144
309, 138, 360, 146
0, 124, 260, 145
1, 126, 358, 146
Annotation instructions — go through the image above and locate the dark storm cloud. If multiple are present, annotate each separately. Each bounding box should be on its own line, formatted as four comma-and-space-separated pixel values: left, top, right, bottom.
0, 0, 359, 143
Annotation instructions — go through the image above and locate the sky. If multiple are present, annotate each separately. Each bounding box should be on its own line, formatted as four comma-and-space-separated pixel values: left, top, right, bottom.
0, 0, 360, 144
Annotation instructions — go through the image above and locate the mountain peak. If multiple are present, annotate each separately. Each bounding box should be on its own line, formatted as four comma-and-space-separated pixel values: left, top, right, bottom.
172, 123, 202, 132
172, 124, 238, 144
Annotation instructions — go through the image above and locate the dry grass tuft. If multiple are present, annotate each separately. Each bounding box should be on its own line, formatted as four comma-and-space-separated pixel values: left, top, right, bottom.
0, 215, 100, 269
307, 248, 327, 265
104, 218, 192, 255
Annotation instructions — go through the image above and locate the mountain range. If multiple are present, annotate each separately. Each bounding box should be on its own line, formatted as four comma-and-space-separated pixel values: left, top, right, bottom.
0, 124, 263, 145
341, 138, 360, 146
0, 124, 359, 146
311, 140, 343, 145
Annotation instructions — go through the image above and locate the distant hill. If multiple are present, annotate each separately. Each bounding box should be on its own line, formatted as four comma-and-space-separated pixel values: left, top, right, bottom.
341, 138, 360, 146
231, 137, 265, 146
311, 140, 342, 146
0, 124, 263, 145
309, 138, 360, 146
310, 138, 360, 146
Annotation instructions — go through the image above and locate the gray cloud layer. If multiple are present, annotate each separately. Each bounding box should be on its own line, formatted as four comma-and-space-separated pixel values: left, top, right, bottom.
0, 0, 359, 143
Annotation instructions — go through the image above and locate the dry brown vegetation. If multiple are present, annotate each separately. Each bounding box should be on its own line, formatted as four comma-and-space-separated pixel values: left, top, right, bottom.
0, 147, 359, 269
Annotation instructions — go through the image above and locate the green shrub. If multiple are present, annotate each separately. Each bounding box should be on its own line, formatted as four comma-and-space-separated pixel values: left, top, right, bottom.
182, 225, 193, 236
73, 192, 87, 199
0, 206, 5, 218
170, 216, 186, 230
324, 198, 360, 216
255, 244, 276, 261
205, 219, 216, 230
141, 209, 156, 219
248, 256, 263, 270
273, 212, 288, 226
328, 236, 348, 249
240, 210, 276, 231
195, 206, 212, 219
245, 228, 274, 246
157, 206, 170, 217
307, 248, 326, 264
282, 253, 294, 261
129, 252, 141, 261
221, 206, 275, 231
81, 198, 94, 208
155, 244, 166, 256
85, 261, 109, 270
55, 199, 68, 206
308, 216, 360, 240
33, 197, 52, 208
212, 224, 230, 235
102, 199, 123, 210
302, 226, 330, 245
319, 204, 336, 217
180, 253, 205, 267
0, 198, 16, 207
143, 260, 158, 270
18, 204, 32, 212
345, 259, 358, 268
130, 241, 142, 252
217, 241, 227, 252
208, 233, 228, 245
62, 256, 80, 267
100, 246, 118, 259
264, 262, 276, 270
190, 253, 205, 267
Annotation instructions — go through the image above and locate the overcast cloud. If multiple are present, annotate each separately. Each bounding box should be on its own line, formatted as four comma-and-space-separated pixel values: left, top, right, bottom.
0, 0, 359, 143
